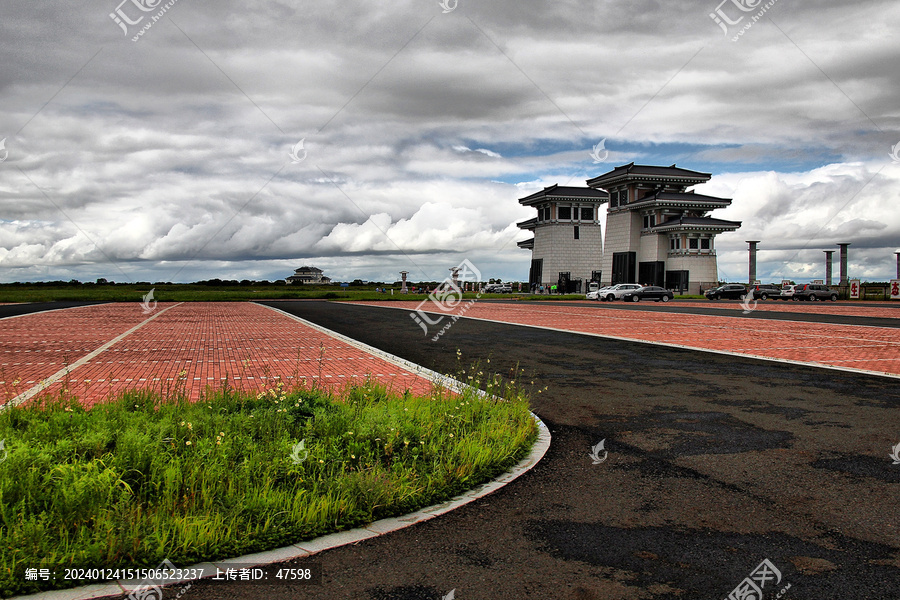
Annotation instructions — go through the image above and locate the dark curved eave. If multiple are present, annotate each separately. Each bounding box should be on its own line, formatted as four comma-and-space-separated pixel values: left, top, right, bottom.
651, 217, 742, 233
587, 163, 712, 189
517, 218, 537, 230
519, 185, 609, 206
628, 198, 732, 211
517, 238, 535, 249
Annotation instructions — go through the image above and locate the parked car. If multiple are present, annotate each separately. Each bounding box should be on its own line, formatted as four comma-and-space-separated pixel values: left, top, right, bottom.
598, 283, 643, 301
704, 284, 748, 300
792, 283, 838, 301
748, 283, 781, 300
621, 286, 675, 303
585, 289, 600, 300
780, 284, 799, 300
483, 284, 512, 293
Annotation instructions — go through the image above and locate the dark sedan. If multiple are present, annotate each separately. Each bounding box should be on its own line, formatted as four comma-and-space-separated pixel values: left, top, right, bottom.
621, 286, 674, 302
704, 284, 748, 300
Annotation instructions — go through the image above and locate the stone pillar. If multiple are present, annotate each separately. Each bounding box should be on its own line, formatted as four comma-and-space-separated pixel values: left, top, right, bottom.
823, 250, 835, 286
895, 251, 900, 279
838, 243, 850, 286
400, 271, 408, 294
746, 241, 760, 284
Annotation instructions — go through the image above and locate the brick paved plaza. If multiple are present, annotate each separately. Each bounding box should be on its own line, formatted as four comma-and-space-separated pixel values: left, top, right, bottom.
0, 303, 435, 407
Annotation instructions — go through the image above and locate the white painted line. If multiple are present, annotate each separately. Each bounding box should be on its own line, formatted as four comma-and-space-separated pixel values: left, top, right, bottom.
348, 302, 900, 380
1, 303, 184, 410
261, 303, 477, 396
9, 309, 551, 600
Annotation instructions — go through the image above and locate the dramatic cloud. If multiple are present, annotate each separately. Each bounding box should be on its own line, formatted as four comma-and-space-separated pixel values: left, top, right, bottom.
0, 0, 898, 283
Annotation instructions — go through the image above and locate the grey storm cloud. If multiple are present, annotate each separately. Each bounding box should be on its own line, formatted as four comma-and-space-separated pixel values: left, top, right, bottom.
0, 0, 899, 283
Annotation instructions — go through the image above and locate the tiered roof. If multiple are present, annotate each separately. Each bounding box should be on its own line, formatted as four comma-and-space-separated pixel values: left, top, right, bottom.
586, 163, 711, 189
518, 184, 609, 207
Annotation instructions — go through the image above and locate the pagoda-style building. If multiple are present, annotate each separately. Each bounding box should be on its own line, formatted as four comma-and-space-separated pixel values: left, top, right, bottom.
518, 164, 741, 294
286, 266, 331, 285
516, 185, 609, 292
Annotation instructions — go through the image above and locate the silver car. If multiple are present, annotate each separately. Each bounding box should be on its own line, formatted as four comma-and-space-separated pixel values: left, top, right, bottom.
599, 283, 643, 301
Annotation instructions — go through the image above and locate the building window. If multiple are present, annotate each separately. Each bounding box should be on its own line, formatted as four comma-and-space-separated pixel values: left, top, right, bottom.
574, 225, 580, 240
558, 206, 572, 220
689, 238, 699, 250
701, 238, 710, 250
670, 237, 681, 250
610, 192, 618, 209
642, 215, 656, 229
581, 207, 593, 220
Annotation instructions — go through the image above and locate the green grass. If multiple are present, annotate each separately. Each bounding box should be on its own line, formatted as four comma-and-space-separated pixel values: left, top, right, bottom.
0, 377, 537, 597
0, 283, 714, 304
0, 284, 527, 304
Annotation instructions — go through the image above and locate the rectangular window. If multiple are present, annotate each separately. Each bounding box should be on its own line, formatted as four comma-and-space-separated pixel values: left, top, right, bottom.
574, 226, 580, 240
558, 206, 572, 220
581, 207, 593, 220
701, 238, 710, 249
670, 238, 681, 250
610, 193, 618, 209
689, 238, 699, 249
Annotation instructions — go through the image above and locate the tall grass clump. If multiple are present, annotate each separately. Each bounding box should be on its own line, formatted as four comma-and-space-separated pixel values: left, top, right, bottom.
0, 377, 536, 597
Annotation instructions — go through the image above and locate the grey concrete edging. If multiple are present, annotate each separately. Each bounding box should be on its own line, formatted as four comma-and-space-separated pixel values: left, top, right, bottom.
9, 308, 551, 600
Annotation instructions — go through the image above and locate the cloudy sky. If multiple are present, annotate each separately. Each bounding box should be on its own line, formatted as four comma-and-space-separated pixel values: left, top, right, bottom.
1, 0, 898, 284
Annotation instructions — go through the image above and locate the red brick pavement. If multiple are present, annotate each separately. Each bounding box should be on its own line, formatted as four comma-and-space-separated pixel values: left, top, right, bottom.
356, 301, 900, 376
0, 303, 153, 401
675, 300, 900, 318
0, 303, 435, 407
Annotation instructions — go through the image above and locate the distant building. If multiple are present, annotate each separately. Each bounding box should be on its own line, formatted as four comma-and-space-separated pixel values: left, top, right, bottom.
518, 163, 741, 294
286, 266, 332, 285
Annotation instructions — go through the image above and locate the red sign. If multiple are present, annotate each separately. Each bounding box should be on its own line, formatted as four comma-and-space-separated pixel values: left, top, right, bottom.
849, 280, 861, 299
891, 279, 900, 300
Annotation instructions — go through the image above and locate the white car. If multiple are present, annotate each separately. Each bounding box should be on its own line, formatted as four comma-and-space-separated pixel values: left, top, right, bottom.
598, 283, 643, 301
780, 284, 798, 301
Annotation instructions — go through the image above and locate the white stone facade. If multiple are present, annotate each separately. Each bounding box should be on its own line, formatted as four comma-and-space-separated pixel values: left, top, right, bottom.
665, 253, 719, 293
519, 167, 740, 295
531, 222, 603, 286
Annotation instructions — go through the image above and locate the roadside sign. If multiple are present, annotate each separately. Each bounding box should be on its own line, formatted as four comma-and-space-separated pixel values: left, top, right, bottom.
849, 279, 861, 299
891, 280, 900, 300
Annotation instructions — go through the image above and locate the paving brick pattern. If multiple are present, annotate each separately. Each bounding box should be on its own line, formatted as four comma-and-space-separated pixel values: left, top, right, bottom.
1, 303, 434, 407
0, 304, 152, 401
676, 300, 900, 318
357, 301, 900, 376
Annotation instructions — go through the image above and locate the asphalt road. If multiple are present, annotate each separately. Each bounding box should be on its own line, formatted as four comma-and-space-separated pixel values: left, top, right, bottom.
11, 300, 896, 600
0, 301, 103, 319
159, 299, 895, 600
